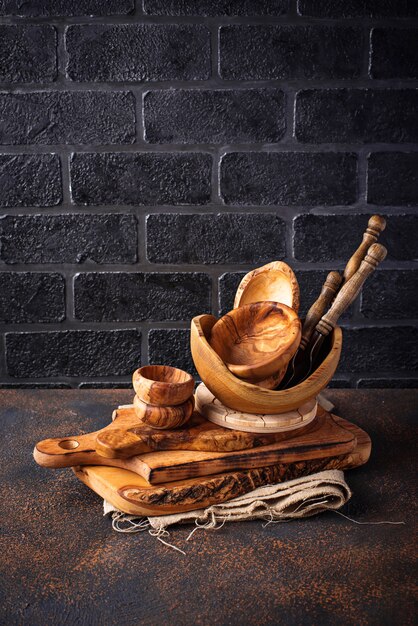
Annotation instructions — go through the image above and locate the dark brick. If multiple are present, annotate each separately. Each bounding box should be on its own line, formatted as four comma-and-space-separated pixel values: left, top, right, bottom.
326, 379, 352, 389
0, 92, 135, 145
0, 25, 56, 83
147, 213, 286, 264
70, 153, 212, 206
0, 382, 71, 388
361, 270, 418, 320
74, 272, 211, 322
370, 29, 418, 79
0, 154, 61, 207
220, 26, 363, 80
0, 214, 137, 264
0, 273, 65, 324
221, 153, 357, 206
144, 89, 286, 144
367, 153, 418, 206
293, 214, 418, 262
144, 0, 289, 16
219, 272, 245, 315
295, 90, 418, 144
66, 24, 210, 82
0, 0, 134, 15
148, 329, 197, 377
357, 378, 418, 388
339, 326, 418, 373
6, 329, 141, 378
298, 0, 418, 17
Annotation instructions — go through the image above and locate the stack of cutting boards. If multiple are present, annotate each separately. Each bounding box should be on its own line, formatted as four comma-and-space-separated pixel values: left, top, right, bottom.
34, 388, 371, 516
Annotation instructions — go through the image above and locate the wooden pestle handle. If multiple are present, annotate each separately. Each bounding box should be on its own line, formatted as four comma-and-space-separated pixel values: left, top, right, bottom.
316, 243, 387, 337
343, 215, 386, 282
300, 271, 342, 350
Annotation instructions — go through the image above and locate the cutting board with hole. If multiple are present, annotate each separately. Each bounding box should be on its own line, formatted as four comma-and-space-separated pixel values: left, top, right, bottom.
35, 406, 361, 484
73, 412, 371, 516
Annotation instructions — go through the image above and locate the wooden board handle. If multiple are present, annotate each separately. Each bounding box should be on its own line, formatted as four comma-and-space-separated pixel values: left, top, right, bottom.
300, 271, 342, 350
343, 215, 386, 283
316, 243, 387, 336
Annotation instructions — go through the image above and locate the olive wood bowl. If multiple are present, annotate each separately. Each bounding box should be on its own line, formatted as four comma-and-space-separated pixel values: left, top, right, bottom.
209, 301, 301, 382
234, 261, 300, 313
133, 394, 195, 430
191, 314, 342, 414
133, 365, 194, 406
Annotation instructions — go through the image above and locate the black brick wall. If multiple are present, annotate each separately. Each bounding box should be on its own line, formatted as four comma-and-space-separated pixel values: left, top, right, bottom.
0, 0, 417, 390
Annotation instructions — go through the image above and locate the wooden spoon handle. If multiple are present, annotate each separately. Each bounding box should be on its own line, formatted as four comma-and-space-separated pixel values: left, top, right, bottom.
316, 243, 387, 336
343, 214, 386, 282
300, 271, 342, 350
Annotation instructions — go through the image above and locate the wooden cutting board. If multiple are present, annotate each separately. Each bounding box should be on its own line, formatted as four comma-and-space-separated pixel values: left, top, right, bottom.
35, 406, 357, 484
73, 413, 371, 515
34, 402, 319, 470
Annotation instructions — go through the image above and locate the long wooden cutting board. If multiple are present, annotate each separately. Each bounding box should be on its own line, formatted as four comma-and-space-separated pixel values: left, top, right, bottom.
35, 407, 359, 484
73, 413, 371, 516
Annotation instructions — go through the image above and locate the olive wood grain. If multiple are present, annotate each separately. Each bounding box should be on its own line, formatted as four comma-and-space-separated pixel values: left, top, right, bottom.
133, 394, 194, 429
234, 261, 300, 312
300, 271, 342, 350
191, 314, 342, 414
209, 301, 301, 381
343, 214, 386, 283
73, 411, 371, 515
133, 365, 194, 406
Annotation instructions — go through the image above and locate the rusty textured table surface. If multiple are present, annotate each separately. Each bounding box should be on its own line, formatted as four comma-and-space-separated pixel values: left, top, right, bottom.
0, 389, 416, 625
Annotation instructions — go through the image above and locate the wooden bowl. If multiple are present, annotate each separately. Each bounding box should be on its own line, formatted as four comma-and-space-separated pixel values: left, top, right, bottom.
191, 314, 342, 414
133, 394, 194, 430
234, 261, 300, 312
133, 365, 194, 406
209, 301, 301, 381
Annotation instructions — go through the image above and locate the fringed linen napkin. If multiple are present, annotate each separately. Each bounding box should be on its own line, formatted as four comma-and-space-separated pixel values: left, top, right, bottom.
104, 469, 352, 549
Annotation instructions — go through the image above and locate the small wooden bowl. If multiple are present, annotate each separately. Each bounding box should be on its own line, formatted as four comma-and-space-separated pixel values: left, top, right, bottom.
191, 314, 342, 415
234, 261, 300, 312
133, 365, 194, 406
209, 301, 301, 381
133, 394, 195, 430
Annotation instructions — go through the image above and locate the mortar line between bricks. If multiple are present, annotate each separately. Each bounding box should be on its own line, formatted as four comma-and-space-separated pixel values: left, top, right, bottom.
1, 317, 417, 333
1, 260, 417, 272
362, 25, 372, 78
1, 205, 417, 216
2, 15, 418, 26
1, 143, 418, 154
2, 79, 418, 91
210, 21, 220, 79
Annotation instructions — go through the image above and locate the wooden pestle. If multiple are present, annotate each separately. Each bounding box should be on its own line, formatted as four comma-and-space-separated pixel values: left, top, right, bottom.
300, 271, 342, 351
343, 215, 386, 283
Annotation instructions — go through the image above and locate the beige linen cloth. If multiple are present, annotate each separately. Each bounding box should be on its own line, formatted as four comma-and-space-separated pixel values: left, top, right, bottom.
104, 469, 352, 534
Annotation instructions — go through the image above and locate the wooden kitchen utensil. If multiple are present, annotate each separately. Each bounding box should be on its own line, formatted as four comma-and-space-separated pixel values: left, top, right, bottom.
195, 383, 317, 433
73, 410, 371, 516
234, 261, 300, 312
209, 301, 301, 381
191, 313, 342, 414
300, 271, 343, 351
281, 243, 387, 389
133, 365, 194, 406
343, 214, 386, 283
133, 393, 194, 429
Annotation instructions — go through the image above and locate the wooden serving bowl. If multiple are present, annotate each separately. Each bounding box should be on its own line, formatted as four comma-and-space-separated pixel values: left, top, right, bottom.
209, 302, 301, 381
234, 261, 300, 312
133, 394, 194, 429
133, 365, 194, 406
191, 314, 342, 414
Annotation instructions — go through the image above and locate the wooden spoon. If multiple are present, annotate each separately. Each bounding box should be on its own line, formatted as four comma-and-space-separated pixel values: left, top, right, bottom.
209, 301, 301, 381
